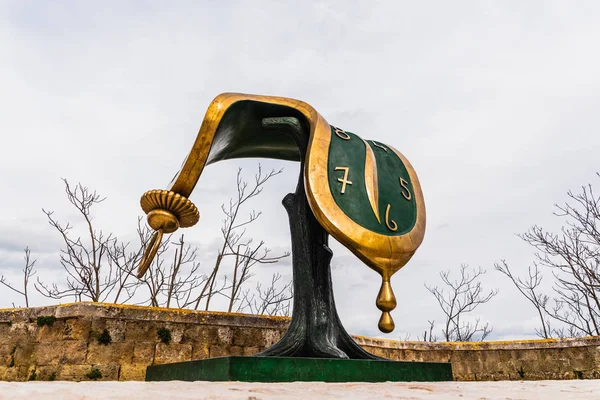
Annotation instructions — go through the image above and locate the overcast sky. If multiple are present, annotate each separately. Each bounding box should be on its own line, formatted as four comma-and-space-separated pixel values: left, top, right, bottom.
1, 1, 600, 341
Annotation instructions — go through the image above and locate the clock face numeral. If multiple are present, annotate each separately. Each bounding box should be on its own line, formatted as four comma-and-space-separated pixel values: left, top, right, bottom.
400, 177, 412, 201
332, 126, 351, 140
371, 140, 389, 152
334, 166, 352, 194
385, 204, 398, 231
327, 126, 417, 236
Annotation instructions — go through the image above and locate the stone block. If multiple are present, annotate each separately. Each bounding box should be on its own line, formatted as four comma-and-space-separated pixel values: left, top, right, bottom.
105, 319, 126, 342
86, 342, 134, 364
61, 341, 88, 365
232, 327, 264, 347
422, 349, 452, 363
401, 349, 424, 362
496, 350, 513, 362
191, 344, 209, 360
185, 325, 227, 349
34, 342, 63, 366
209, 345, 229, 358
0, 324, 12, 346
0, 345, 14, 367
517, 348, 542, 361
13, 341, 35, 367
0, 366, 29, 381
262, 329, 281, 347
34, 341, 87, 366
87, 364, 120, 381
456, 350, 480, 362
217, 326, 233, 345
133, 342, 156, 364
63, 318, 91, 341
56, 365, 90, 381
181, 324, 205, 343
454, 361, 470, 376
11, 321, 37, 339
229, 345, 243, 356
57, 364, 119, 381
35, 365, 60, 381
154, 343, 192, 365
120, 364, 147, 381
125, 320, 158, 343
165, 323, 185, 344
366, 346, 391, 359
243, 346, 260, 356
568, 346, 591, 360
569, 356, 594, 371
36, 320, 66, 343
90, 317, 106, 332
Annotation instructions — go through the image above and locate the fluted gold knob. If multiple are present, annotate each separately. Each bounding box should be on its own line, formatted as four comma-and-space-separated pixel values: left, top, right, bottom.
137, 190, 199, 278
140, 189, 199, 228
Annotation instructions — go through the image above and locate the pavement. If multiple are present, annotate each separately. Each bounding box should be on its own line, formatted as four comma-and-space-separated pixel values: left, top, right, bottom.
0, 380, 599, 399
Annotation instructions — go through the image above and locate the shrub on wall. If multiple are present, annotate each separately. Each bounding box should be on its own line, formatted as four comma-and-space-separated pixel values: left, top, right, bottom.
36, 316, 56, 327
97, 329, 112, 345
157, 327, 171, 345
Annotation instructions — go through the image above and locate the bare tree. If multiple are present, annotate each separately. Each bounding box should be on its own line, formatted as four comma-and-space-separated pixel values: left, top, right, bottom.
35, 179, 116, 302
4, 165, 292, 317
238, 273, 293, 316
502, 174, 600, 337
422, 320, 437, 342
187, 165, 291, 312
111, 164, 291, 315
425, 264, 498, 341
106, 217, 153, 304
0, 247, 36, 307
134, 233, 212, 308
495, 260, 552, 338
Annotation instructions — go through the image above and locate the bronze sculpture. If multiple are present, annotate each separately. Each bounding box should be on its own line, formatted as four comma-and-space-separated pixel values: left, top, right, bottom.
136, 93, 426, 359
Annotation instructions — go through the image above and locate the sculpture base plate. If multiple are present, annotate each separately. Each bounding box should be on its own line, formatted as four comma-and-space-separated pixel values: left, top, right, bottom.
145, 356, 453, 382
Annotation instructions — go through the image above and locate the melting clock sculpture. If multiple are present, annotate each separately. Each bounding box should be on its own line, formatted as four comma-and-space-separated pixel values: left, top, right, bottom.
136, 93, 426, 360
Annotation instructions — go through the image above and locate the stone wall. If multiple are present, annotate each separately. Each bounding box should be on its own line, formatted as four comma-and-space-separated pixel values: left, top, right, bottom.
0, 303, 598, 381
356, 336, 600, 381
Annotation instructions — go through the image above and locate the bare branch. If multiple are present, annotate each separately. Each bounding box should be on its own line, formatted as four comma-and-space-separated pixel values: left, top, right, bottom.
0, 247, 37, 307
425, 264, 498, 341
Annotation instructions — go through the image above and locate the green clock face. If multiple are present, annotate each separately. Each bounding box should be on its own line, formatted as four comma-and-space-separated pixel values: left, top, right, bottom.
327, 126, 417, 236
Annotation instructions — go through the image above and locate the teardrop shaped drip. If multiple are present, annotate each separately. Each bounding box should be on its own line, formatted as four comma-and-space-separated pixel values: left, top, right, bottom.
376, 279, 397, 312
378, 311, 395, 333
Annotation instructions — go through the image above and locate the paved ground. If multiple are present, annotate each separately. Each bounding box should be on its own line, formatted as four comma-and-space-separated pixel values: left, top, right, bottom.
0, 380, 599, 399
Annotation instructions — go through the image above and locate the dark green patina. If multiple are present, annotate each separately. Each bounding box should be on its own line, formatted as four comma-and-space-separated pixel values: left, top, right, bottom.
327, 127, 417, 235
145, 356, 453, 382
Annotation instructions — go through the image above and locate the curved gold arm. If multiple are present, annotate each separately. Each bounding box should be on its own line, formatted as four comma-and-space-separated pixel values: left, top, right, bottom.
137, 230, 163, 278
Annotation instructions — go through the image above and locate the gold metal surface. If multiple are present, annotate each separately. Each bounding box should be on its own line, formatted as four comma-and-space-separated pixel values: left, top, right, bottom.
377, 278, 396, 333
140, 93, 426, 332
137, 190, 200, 277
138, 230, 163, 278
378, 311, 395, 333
140, 190, 199, 228
362, 139, 381, 223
